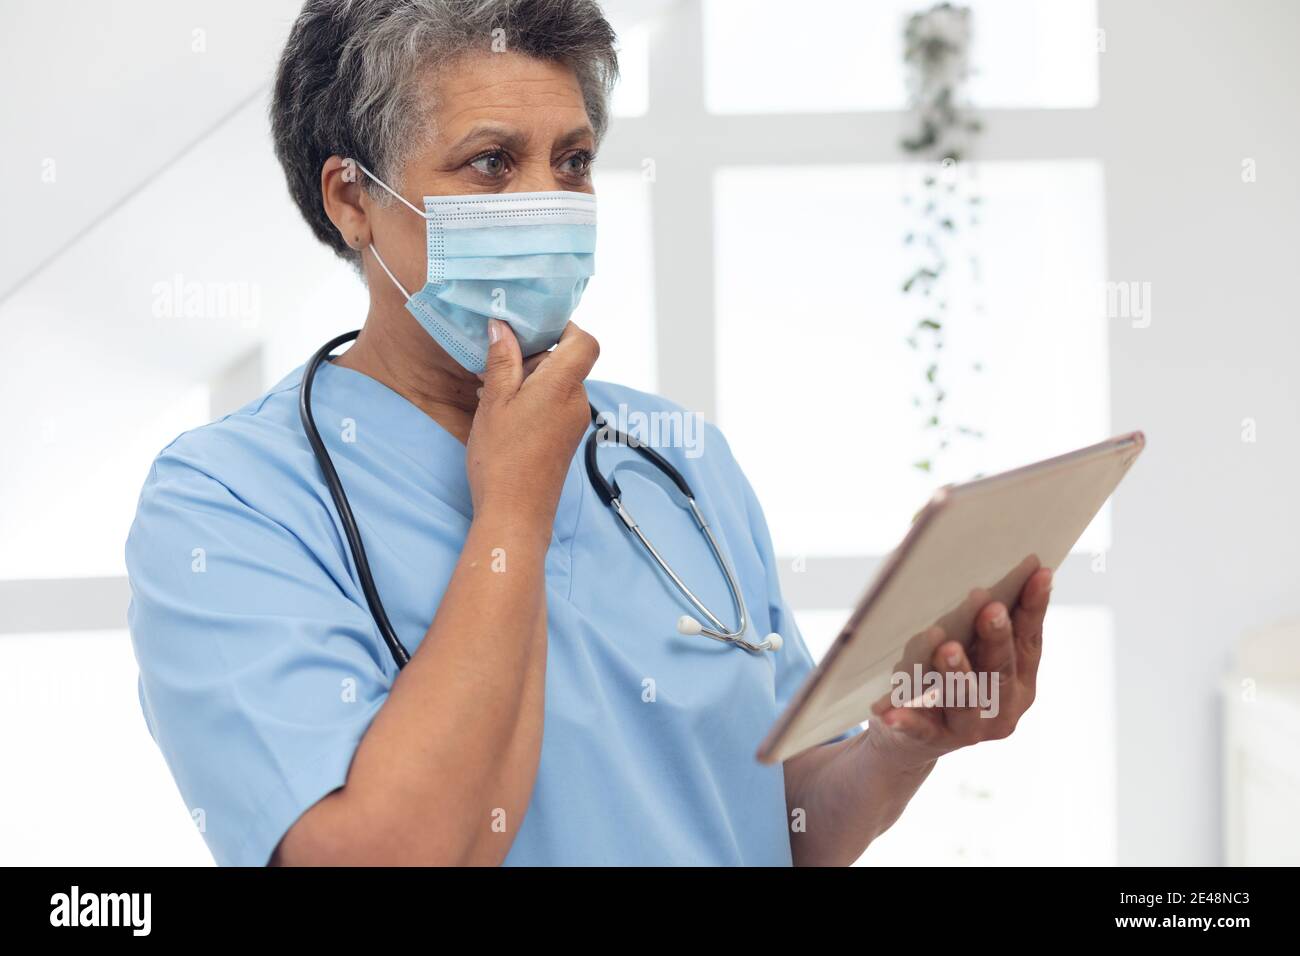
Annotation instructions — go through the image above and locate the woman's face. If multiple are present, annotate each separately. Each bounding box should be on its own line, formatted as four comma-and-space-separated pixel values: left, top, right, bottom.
402, 51, 597, 198
333, 52, 596, 309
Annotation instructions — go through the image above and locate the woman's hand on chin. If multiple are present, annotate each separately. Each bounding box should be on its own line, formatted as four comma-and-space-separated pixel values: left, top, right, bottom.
467, 319, 600, 531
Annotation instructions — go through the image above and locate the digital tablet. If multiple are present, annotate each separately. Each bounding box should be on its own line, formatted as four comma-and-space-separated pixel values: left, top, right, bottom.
756, 431, 1146, 764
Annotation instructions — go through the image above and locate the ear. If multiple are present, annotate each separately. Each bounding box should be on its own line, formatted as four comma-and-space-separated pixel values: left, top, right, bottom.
321, 156, 370, 252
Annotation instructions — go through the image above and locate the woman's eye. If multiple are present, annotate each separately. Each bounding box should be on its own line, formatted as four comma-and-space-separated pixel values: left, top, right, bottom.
469, 150, 509, 177
562, 151, 594, 178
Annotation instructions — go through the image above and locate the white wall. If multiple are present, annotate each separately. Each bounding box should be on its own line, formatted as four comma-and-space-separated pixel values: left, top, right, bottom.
1097, 0, 1300, 864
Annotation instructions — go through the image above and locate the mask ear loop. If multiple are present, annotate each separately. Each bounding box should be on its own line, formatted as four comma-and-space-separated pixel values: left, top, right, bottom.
366, 241, 412, 299
351, 160, 428, 217
349, 159, 428, 301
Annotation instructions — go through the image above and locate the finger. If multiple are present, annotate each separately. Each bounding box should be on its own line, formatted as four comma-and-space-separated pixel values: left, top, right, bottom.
971, 600, 1016, 688
878, 705, 945, 745
521, 351, 550, 378
530, 321, 599, 385
872, 627, 945, 715
1012, 567, 1053, 685
479, 318, 523, 403
932, 639, 979, 711
871, 672, 939, 717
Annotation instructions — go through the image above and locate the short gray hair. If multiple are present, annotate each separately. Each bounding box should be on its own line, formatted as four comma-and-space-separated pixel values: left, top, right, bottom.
271, 0, 619, 264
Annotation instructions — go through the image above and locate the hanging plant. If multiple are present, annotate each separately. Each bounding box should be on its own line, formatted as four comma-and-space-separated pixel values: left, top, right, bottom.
899, 2, 985, 472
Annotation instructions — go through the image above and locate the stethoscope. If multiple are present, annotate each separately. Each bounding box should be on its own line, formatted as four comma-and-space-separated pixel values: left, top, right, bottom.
300, 330, 783, 672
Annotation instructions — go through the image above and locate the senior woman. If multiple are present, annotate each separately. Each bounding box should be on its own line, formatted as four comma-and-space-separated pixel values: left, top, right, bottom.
127, 0, 1052, 867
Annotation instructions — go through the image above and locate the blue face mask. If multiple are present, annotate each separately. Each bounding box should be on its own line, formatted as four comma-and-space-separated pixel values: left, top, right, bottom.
355, 161, 596, 373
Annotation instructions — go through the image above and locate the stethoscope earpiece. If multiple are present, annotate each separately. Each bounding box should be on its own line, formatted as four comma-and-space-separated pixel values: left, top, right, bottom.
676, 615, 703, 636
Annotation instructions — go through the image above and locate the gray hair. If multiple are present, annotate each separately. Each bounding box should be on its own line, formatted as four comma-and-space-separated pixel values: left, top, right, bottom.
271, 0, 619, 264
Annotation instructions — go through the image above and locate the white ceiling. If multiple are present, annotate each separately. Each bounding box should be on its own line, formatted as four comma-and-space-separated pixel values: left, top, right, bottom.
1, 0, 304, 295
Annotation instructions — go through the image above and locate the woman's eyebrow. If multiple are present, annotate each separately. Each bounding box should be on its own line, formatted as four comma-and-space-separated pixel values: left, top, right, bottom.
552, 125, 595, 150
448, 123, 529, 154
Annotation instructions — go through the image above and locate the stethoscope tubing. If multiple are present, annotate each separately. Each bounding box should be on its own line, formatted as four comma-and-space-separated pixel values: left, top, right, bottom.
586, 409, 773, 654
300, 330, 412, 669
301, 330, 770, 674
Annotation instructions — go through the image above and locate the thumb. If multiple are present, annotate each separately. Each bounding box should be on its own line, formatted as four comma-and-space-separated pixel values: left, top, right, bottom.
479, 318, 523, 402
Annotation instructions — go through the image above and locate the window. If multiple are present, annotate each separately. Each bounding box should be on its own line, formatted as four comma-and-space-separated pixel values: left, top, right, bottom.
704, 0, 1100, 113
715, 161, 1109, 555
571, 170, 657, 392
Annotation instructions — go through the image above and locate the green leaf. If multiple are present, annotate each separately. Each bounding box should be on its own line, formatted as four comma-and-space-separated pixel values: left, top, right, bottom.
901, 266, 939, 293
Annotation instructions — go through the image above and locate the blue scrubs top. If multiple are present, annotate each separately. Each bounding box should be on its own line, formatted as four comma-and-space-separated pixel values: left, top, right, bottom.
126, 362, 847, 866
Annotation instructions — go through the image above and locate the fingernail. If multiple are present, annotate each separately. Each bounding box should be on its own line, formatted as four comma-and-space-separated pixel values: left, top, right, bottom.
488, 319, 502, 344
475, 387, 483, 400
945, 647, 962, 667
992, 607, 1009, 628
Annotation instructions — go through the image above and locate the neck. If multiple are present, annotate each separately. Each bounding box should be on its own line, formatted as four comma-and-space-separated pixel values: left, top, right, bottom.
333, 306, 480, 445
